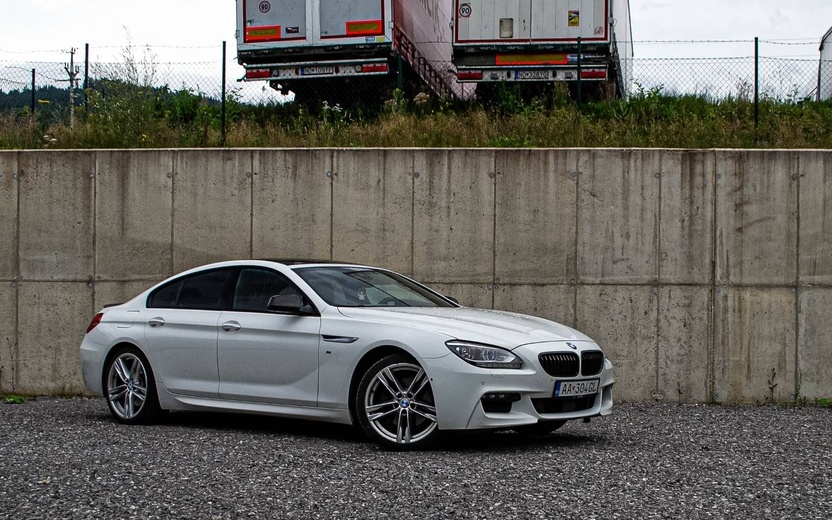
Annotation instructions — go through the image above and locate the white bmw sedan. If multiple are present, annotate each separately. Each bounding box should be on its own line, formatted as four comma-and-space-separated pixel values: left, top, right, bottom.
81, 260, 614, 449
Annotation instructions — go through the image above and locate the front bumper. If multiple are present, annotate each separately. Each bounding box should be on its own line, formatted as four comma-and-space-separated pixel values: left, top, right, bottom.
427, 341, 614, 431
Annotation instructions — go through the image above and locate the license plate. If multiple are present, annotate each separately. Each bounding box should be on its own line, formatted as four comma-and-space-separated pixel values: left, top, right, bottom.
515, 70, 549, 80
554, 379, 599, 397
301, 66, 335, 76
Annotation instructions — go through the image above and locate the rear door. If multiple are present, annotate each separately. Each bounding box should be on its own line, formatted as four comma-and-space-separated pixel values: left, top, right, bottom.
319, 0, 386, 41
455, 0, 531, 44
144, 268, 236, 398
242, 0, 307, 44
529, 0, 609, 42
455, 0, 610, 43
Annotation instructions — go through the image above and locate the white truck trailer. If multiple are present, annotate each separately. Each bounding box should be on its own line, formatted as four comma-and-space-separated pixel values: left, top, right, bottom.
236, 0, 398, 100
235, 0, 632, 102
236, 0, 464, 101
452, 0, 633, 99
819, 26, 832, 101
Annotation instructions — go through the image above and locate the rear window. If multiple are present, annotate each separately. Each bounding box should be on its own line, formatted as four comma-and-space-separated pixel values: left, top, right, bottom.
148, 269, 234, 310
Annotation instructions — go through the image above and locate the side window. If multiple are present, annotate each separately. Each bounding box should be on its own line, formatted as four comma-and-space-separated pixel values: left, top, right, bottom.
233, 268, 300, 312
148, 269, 234, 310
148, 281, 182, 308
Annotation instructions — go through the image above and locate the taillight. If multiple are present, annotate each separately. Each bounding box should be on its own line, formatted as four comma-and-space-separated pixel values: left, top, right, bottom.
86, 313, 103, 334
457, 71, 483, 80
580, 69, 607, 79
245, 68, 271, 79
361, 63, 388, 73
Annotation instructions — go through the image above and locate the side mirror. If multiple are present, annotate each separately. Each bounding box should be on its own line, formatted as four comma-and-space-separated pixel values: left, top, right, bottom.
267, 293, 304, 313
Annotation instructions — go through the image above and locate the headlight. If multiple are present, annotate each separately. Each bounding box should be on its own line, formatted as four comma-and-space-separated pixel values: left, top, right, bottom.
445, 340, 523, 369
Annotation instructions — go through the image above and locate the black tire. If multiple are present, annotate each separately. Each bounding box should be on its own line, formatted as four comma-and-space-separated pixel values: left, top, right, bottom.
355, 354, 439, 450
104, 346, 161, 424
515, 420, 567, 436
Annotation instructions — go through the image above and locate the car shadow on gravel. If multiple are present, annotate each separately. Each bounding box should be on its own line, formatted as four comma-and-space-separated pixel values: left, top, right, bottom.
87, 407, 605, 452
436, 429, 605, 453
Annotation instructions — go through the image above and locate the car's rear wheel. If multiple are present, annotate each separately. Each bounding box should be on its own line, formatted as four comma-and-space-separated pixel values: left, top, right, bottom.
104, 347, 161, 424
515, 420, 567, 436
356, 354, 439, 450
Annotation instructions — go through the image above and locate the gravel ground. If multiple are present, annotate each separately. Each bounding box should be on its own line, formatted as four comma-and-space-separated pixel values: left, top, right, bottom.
0, 398, 830, 519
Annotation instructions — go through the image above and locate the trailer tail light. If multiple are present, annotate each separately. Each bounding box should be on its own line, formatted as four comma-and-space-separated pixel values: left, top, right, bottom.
245, 26, 281, 42
362, 63, 388, 73
457, 71, 484, 80
581, 69, 607, 79
246, 69, 271, 79
346, 19, 383, 36
86, 313, 103, 334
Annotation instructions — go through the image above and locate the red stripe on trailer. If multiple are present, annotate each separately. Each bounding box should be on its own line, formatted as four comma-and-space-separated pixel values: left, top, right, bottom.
345, 19, 383, 36
245, 25, 281, 42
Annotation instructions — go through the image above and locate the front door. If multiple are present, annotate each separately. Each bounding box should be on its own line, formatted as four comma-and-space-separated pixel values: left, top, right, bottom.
217, 268, 321, 406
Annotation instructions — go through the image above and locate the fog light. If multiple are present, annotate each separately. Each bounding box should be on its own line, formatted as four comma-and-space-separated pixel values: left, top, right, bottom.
482, 392, 521, 402
481, 392, 520, 414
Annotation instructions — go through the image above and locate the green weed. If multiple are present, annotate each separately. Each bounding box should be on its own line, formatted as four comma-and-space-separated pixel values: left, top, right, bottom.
4, 88, 832, 149
3, 394, 24, 405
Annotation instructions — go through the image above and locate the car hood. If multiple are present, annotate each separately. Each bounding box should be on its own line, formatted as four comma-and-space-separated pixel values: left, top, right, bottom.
336, 307, 594, 349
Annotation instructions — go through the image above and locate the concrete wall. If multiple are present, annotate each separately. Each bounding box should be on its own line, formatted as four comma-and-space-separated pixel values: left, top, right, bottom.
0, 148, 830, 404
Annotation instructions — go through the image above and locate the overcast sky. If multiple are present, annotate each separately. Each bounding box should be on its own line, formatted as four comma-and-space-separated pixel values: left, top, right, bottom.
1, 1, 831, 98
0, 1, 830, 59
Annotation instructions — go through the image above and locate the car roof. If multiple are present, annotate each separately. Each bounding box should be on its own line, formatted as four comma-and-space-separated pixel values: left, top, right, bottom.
258, 259, 359, 266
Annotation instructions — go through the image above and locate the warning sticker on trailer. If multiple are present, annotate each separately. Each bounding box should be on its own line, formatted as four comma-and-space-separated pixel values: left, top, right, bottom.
568, 10, 580, 27
459, 3, 472, 18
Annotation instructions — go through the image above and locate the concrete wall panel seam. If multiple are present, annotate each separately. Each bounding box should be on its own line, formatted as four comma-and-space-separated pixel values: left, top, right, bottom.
708, 149, 719, 402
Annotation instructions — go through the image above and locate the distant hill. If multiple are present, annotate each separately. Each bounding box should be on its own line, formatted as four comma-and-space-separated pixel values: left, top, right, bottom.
0, 85, 81, 113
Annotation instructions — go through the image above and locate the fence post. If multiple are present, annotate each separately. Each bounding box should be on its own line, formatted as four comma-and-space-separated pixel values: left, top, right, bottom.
754, 37, 759, 132
397, 52, 403, 91
30, 69, 36, 119
84, 43, 89, 113
576, 37, 582, 104
221, 41, 227, 147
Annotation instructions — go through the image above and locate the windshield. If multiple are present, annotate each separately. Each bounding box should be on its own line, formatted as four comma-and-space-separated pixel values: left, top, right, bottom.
293, 267, 454, 308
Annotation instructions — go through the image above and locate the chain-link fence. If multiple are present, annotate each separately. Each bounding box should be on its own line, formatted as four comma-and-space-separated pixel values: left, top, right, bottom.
1, 39, 831, 123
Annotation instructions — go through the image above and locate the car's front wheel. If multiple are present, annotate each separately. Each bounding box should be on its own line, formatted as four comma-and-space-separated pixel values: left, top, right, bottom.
104, 347, 161, 424
356, 354, 439, 450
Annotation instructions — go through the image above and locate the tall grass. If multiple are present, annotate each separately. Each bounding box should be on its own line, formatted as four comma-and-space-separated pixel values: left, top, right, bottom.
2, 85, 832, 150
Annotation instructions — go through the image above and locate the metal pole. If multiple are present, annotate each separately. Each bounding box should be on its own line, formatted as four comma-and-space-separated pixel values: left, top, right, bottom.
576, 37, 582, 104
31, 69, 36, 118
754, 37, 759, 131
397, 52, 404, 91
64, 48, 80, 130
84, 43, 90, 113
221, 41, 227, 147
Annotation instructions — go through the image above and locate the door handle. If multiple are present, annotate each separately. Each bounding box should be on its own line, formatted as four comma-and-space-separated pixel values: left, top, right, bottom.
221, 321, 241, 332
148, 317, 165, 327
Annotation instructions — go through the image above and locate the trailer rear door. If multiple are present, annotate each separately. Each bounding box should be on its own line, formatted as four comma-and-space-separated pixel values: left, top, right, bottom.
320, 0, 386, 40
455, 0, 609, 44
242, 0, 307, 43
530, 0, 609, 41
455, 0, 530, 43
